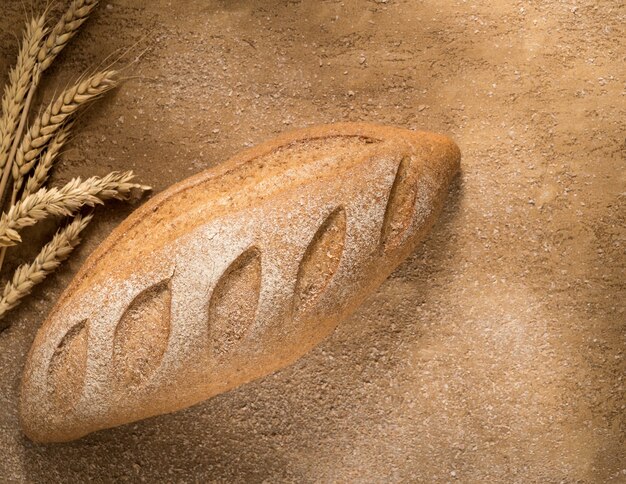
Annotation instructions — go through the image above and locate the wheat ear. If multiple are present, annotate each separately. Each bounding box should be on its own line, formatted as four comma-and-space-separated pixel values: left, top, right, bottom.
0, 213, 93, 327
11, 70, 118, 194
0, 171, 149, 247
21, 122, 74, 200
38, 0, 100, 73
13, 71, 117, 192
0, 15, 47, 171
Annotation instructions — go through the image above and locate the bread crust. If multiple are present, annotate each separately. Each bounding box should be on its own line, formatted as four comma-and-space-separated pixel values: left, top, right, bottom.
20, 123, 460, 442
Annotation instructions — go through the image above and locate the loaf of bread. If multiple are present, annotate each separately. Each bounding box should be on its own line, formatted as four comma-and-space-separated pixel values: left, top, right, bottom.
20, 123, 460, 442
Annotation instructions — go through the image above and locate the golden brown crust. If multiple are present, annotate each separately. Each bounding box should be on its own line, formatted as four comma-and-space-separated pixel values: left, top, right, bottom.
20, 123, 460, 442
48, 123, 447, 305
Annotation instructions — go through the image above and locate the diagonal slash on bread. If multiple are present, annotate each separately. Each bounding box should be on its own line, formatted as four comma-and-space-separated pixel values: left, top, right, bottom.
20, 123, 461, 442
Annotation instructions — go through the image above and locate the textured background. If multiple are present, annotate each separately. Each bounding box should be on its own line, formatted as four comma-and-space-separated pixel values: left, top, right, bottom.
0, 0, 624, 482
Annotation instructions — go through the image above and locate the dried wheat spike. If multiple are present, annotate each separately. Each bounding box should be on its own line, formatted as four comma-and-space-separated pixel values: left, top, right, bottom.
0, 171, 149, 247
38, 0, 100, 72
0, 14, 47, 171
12, 71, 118, 192
0, 213, 93, 326
21, 122, 74, 200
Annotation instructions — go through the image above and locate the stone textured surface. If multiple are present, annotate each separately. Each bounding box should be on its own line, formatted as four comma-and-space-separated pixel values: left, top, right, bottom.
0, 0, 624, 481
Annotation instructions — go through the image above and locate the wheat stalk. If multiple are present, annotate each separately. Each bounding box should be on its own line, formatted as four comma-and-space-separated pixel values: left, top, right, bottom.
0, 213, 93, 327
0, 171, 149, 247
38, 0, 100, 73
0, 14, 47, 171
11, 70, 118, 194
21, 122, 74, 200
0, 0, 99, 209
0, 2, 150, 327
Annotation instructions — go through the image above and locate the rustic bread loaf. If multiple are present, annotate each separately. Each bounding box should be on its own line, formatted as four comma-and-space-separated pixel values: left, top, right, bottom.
20, 123, 460, 443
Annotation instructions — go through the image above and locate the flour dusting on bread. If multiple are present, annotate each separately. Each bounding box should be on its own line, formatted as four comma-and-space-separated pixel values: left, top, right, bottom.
20, 123, 460, 442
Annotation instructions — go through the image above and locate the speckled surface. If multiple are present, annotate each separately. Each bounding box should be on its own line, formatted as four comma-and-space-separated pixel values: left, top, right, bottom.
0, 0, 624, 482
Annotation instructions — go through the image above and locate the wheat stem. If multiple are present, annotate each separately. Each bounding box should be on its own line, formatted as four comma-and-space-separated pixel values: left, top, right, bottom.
0, 14, 47, 171
0, 213, 93, 329
0, 171, 149, 247
11, 70, 118, 195
0, 75, 40, 271
0, 15, 47, 223
0, 70, 40, 223
0, 120, 74, 273
0, 0, 100, 210
38, 0, 100, 73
